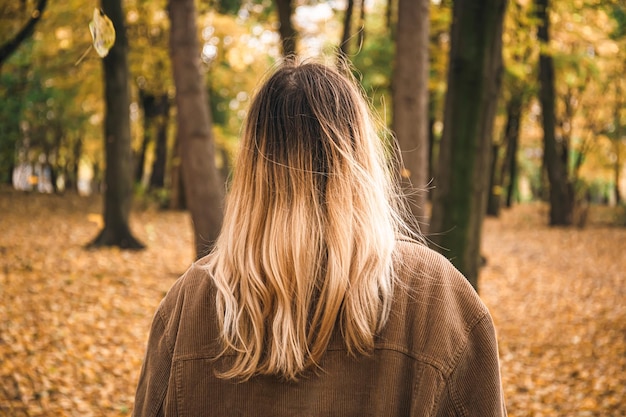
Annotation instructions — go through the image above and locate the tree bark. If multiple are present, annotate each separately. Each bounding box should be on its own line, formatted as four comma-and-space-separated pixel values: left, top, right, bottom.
392, 0, 430, 231
385, 0, 393, 32
427, 94, 438, 189
149, 97, 170, 189
612, 76, 623, 205
168, 135, 186, 210
429, 0, 507, 291
275, 0, 297, 57
487, 93, 523, 213
535, 0, 573, 225
356, 0, 366, 49
135, 91, 156, 183
615, 149, 622, 205
486, 143, 501, 217
69, 136, 83, 191
168, 0, 224, 259
339, 0, 355, 59
502, 95, 522, 208
89, 0, 144, 250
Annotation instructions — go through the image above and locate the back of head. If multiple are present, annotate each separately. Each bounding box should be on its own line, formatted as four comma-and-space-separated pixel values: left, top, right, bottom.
208, 60, 408, 381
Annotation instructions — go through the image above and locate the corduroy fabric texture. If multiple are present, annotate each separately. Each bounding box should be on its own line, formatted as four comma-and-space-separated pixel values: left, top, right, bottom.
133, 241, 507, 416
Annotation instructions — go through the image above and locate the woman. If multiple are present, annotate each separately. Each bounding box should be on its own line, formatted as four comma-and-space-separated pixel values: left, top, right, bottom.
133, 60, 506, 416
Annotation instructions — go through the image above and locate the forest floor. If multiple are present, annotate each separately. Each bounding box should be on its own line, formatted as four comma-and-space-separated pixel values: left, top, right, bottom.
0, 187, 625, 416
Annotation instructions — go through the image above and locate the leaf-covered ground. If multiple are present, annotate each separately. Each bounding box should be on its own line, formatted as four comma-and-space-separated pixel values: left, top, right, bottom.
481, 204, 626, 416
1, 189, 625, 416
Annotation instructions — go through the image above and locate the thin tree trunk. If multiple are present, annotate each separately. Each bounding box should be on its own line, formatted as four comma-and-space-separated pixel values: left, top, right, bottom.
135, 130, 150, 184
489, 94, 523, 212
429, 0, 507, 291
135, 135, 149, 184
275, 0, 297, 57
149, 97, 170, 189
357, 0, 366, 49
613, 79, 623, 205
385, 0, 393, 32
428, 113, 436, 191
615, 150, 622, 205
89, 0, 144, 250
392, 0, 430, 230
135, 91, 155, 183
49, 124, 63, 193
168, 0, 224, 259
339, 0, 355, 59
502, 95, 522, 207
486, 143, 501, 217
71, 136, 82, 192
535, 0, 573, 225
428, 88, 442, 186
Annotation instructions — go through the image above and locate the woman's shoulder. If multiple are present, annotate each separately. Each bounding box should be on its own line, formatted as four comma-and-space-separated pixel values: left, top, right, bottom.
394, 239, 483, 306
384, 240, 492, 373
155, 255, 216, 324
152, 255, 221, 357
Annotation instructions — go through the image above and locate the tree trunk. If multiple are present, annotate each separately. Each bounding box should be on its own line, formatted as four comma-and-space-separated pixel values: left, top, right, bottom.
275, 0, 297, 57
135, 130, 150, 184
357, 0, 366, 49
89, 0, 144, 250
339, 0, 355, 59
429, 0, 507, 291
168, 0, 224, 259
486, 143, 501, 217
535, 0, 573, 225
488, 93, 523, 212
135, 91, 155, 183
71, 136, 82, 192
615, 150, 622, 205
428, 95, 437, 188
168, 135, 186, 210
385, 0, 393, 32
502, 95, 522, 208
392, 0, 430, 231
613, 78, 623, 205
149, 96, 170, 189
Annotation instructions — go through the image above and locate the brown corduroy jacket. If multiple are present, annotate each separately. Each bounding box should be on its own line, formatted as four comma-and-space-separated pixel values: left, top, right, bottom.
133, 241, 507, 416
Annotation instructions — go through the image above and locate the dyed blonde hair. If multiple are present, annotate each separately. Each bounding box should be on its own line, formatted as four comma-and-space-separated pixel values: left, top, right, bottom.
207, 60, 413, 381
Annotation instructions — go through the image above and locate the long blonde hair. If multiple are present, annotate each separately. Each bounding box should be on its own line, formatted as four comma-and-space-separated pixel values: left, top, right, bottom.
206, 60, 413, 381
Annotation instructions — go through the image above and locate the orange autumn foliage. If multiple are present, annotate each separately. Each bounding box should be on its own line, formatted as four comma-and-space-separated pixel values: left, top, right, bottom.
1, 189, 625, 416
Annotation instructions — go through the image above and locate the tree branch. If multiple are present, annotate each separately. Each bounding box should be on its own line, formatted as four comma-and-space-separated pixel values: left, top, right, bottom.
0, 0, 48, 65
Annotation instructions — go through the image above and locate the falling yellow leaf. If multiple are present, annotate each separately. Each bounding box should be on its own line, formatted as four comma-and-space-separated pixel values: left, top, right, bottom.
89, 8, 116, 58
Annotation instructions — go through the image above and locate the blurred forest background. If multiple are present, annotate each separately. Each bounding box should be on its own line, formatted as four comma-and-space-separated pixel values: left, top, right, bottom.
1, 0, 625, 415
1, 0, 625, 284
